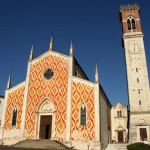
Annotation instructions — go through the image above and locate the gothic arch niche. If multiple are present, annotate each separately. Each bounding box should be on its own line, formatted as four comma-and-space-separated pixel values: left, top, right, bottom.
35, 97, 56, 139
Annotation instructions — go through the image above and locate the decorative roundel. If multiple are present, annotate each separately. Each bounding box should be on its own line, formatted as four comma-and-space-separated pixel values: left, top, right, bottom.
43, 68, 54, 80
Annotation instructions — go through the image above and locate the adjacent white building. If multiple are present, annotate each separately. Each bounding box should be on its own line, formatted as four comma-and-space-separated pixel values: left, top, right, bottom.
111, 102, 128, 143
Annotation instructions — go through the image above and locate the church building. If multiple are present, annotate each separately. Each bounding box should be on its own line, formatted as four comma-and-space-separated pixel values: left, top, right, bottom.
0, 38, 111, 150
0, 3, 150, 150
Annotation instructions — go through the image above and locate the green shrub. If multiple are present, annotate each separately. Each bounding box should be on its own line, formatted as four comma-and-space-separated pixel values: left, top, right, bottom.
127, 142, 150, 150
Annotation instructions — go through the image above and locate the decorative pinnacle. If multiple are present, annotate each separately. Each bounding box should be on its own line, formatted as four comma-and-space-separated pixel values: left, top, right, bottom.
29, 45, 33, 61
69, 39, 73, 56
120, 3, 140, 11
49, 36, 53, 50
95, 64, 99, 83
6, 74, 11, 89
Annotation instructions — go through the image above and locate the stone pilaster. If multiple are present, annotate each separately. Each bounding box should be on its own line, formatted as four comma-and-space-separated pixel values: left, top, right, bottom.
20, 61, 32, 140
94, 83, 101, 150
0, 90, 9, 144
65, 55, 73, 147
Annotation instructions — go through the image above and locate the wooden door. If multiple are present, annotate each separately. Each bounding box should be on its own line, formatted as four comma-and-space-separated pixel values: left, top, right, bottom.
40, 115, 52, 139
140, 128, 147, 141
118, 131, 123, 143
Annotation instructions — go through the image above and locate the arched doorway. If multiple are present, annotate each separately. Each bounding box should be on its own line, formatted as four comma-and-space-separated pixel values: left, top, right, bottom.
138, 120, 148, 141
35, 97, 56, 140
117, 126, 124, 143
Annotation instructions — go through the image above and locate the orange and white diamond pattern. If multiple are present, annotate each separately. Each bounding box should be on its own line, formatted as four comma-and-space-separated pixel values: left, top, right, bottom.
71, 81, 95, 141
24, 54, 68, 140
4, 86, 25, 129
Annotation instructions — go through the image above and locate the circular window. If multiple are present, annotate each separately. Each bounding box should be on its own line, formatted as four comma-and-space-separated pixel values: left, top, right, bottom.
43, 68, 54, 80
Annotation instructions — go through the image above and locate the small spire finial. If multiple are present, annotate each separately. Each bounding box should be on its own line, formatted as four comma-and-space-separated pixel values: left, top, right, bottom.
29, 45, 33, 61
6, 74, 11, 89
95, 64, 99, 83
49, 36, 53, 50
69, 39, 73, 56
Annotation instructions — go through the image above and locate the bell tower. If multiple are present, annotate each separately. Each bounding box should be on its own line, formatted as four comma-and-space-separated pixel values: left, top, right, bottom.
120, 4, 150, 143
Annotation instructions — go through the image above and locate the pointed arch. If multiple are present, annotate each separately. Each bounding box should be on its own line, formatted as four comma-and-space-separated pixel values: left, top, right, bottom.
36, 97, 56, 113
127, 16, 136, 32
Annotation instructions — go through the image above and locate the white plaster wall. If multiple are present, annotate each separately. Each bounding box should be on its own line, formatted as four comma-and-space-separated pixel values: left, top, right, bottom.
0, 97, 4, 144
111, 103, 128, 143
3, 129, 21, 145
100, 89, 111, 150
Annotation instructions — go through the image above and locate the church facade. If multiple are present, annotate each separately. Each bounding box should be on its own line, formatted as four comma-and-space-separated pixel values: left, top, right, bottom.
0, 38, 111, 150
0, 3, 150, 150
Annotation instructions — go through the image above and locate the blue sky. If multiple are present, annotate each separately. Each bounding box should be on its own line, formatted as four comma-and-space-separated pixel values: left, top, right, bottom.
0, 0, 150, 106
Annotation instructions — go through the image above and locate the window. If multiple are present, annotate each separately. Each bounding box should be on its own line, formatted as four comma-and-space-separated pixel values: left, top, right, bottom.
117, 111, 119, 117
120, 111, 122, 117
127, 19, 131, 30
0, 119, 1, 126
43, 68, 54, 80
80, 102, 87, 126
127, 17, 136, 32
139, 100, 141, 105
12, 106, 17, 126
137, 78, 139, 83
136, 68, 138, 72
117, 111, 122, 117
132, 19, 136, 29
138, 89, 140, 94
75, 71, 77, 76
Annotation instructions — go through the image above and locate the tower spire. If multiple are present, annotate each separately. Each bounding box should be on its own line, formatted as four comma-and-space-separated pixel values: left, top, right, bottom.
69, 39, 73, 56
29, 45, 33, 61
6, 74, 11, 89
95, 64, 99, 83
49, 36, 53, 50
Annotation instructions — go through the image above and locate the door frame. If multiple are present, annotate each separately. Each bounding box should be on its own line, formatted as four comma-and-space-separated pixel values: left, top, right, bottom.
118, 130, 124, 143
34, 97, 56, 140
137, 125, 149, 141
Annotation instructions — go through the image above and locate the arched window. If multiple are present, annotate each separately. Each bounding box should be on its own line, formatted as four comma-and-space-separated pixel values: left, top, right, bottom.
117, 111, 120, 117
12, 106, 17, 126
80, 102, 87, 126
127, 17, 136, 32
120, 111, 122, 117
127, 19, 131, 30
132, 19, 136, 29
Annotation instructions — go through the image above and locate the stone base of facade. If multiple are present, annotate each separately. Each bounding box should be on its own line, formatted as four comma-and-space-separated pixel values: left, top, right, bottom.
71, 140, 101, 150
129, 113, 150, 143
64, 140, 72, 148
94, 141, 101, 150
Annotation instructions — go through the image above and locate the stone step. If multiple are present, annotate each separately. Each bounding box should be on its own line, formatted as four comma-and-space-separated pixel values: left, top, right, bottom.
105, 143, 127, 150
0, 139, 72, 150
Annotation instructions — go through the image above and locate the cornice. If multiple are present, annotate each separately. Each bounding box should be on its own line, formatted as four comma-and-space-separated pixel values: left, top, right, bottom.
130, 111, 150, 115
31, 50, 69, 65
6, 81, 26, 94
123, 33, 144, 39
72, 76, 95, 87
